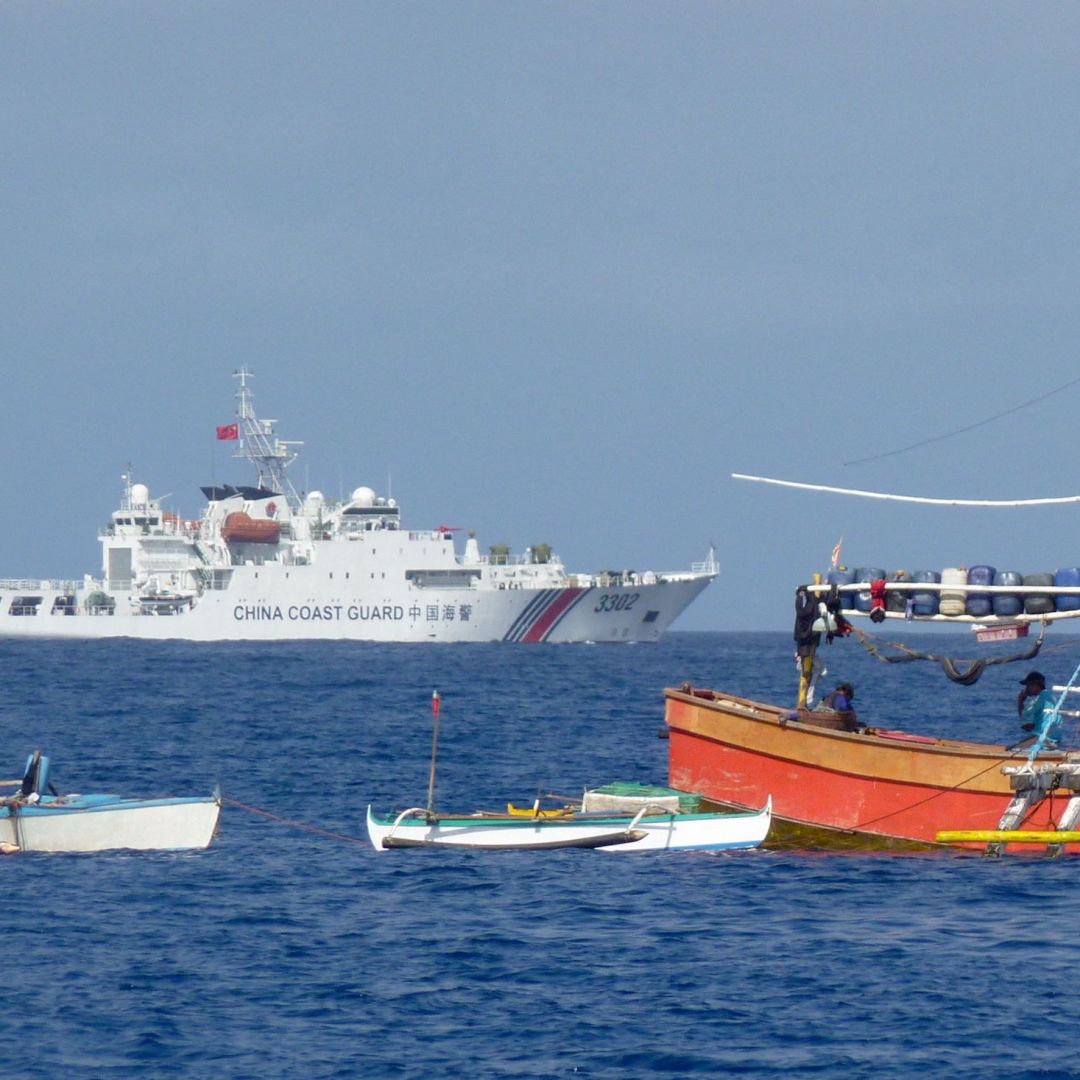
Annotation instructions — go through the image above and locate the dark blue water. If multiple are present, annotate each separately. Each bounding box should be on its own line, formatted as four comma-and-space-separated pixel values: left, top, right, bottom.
4, 631, 1080, 1078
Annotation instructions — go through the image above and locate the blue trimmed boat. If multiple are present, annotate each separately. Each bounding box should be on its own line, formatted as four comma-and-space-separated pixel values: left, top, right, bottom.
0, 753, 221, 854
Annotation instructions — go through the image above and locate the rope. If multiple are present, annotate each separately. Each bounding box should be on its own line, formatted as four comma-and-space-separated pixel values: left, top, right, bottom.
221, 795, 369, 846
852, 623, 1047, 684
851, 753, 1030, 833
850, 678, 1080, 834
842, 372, 1080, 466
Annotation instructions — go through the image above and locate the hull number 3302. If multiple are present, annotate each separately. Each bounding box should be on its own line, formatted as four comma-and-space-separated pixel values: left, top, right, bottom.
595, 592, 640, 614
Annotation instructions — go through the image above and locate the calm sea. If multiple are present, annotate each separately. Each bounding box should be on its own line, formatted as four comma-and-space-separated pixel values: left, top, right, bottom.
3, 631, 1080, 1079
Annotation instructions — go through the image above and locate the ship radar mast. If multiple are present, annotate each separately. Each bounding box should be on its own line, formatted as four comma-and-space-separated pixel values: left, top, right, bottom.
233, 367, 304, 511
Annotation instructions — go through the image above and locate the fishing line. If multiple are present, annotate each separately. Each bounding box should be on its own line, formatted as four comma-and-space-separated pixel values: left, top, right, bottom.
843, 373, 1080, 467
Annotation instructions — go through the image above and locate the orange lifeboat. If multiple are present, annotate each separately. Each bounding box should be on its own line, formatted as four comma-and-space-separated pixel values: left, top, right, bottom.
221, 512, 281, 545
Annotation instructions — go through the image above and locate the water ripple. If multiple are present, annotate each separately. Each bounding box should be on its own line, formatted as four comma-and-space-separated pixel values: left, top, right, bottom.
5, 634, 1080, 1077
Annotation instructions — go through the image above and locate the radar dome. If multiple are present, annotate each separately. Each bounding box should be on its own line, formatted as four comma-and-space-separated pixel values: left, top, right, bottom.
351, 486, 376, 507
305, 490, 325, 508
131, 483, 150, 505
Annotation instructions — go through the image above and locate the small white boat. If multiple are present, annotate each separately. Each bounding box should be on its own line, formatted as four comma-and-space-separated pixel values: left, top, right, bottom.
366, 798, 771, 852
0, 753, 221, 854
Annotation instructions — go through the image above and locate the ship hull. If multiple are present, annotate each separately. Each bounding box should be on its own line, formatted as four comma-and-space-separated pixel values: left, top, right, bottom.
665, 687, 1080, 853
0, 573, 711, 642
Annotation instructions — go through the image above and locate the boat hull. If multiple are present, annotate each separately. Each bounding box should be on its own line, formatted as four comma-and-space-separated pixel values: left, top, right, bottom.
0, 794, 221, 852
0, 573, 711, 643
665, 687, 1079, 853
367, 802, 770, 852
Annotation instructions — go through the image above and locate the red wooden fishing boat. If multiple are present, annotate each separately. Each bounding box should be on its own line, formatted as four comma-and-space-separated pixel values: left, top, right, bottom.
665, 685, 1080, 853
697, 471, 1080, 853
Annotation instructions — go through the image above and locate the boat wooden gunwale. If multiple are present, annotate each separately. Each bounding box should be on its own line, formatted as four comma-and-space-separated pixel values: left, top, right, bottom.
664, 685, 1080, 853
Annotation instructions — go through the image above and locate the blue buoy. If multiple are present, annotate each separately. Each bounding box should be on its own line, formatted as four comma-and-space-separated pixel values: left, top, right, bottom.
1055, 567, 1080, 612
966, 565, 996, 617
854, 567, 885, 613
827, 567, 857, 611
992, 570, 1023, 617
911, 570, 941, 616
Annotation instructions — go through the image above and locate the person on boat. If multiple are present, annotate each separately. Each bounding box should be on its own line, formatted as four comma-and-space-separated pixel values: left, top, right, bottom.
793, 585, 852, 708
794, 587, 824, 707
1017, 670, 1059, 746
818, 682, 860, 732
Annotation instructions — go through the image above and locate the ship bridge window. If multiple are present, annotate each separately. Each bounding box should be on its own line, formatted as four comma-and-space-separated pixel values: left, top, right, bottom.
405, 569, 482, 588
10, 596, 43, 616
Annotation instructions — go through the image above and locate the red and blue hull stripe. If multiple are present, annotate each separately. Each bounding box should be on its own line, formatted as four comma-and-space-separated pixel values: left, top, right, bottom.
503, 588, 589, 642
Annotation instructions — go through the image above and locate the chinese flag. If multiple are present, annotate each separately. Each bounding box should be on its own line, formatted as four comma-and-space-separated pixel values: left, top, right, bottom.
216, 424, 239, 441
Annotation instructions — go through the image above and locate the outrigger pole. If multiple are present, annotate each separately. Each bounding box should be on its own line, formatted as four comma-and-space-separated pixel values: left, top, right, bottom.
732, 474, 1080, 507
427, 691, 441, 817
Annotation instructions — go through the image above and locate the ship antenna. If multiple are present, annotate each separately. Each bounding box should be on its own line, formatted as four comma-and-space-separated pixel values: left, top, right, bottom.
231, 367, 304, 512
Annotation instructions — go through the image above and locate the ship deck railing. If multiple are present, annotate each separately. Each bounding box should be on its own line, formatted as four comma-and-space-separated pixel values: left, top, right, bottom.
481, 553, 563, 568
0, 578, 81, 592
803, 580, 1080, 596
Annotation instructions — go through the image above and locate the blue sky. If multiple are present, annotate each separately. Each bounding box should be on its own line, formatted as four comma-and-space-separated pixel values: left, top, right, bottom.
4, 3, 1080, 631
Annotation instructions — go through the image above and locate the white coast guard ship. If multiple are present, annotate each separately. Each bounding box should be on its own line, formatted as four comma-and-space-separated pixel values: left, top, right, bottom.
0, 371, 715, 642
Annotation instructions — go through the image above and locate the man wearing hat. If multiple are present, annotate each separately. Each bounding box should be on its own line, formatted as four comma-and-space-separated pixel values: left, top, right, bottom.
820, 682, 859, 732
1017, 671, 1058, 746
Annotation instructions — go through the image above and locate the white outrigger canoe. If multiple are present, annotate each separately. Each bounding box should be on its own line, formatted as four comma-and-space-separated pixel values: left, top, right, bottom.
0, 753, 221, 854
366, 799, 771, 852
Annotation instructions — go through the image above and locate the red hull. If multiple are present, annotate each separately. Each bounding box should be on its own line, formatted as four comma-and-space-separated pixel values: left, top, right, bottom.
665, 687, 1079, 852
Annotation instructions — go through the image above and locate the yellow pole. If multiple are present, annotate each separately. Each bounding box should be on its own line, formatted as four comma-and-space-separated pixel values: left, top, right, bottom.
797, 651, 814, 710
937, 830, 1080, 844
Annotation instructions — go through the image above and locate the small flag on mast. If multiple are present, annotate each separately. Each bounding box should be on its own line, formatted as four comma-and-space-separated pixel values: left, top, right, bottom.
830, 538, 842, 569
216, 424, 239, 441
